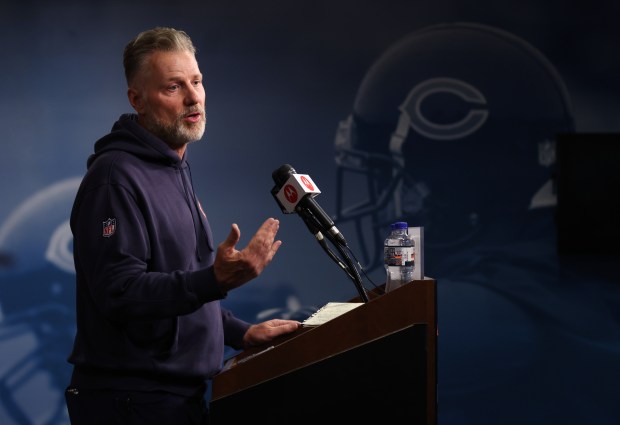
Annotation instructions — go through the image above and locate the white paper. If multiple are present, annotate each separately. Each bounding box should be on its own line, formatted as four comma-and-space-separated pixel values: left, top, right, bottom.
302, 302, 363, 327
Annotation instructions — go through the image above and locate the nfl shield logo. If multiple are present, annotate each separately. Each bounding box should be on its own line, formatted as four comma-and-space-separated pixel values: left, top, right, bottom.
102, 218, 116, 237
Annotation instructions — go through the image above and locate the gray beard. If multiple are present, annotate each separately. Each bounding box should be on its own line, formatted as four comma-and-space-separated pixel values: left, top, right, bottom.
144, 113, 205, 149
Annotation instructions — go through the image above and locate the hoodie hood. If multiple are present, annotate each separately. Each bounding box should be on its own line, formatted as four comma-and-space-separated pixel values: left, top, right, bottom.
87, 113, 182, 169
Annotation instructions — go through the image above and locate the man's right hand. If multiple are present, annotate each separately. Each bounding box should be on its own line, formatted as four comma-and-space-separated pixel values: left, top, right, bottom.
213, 218, 282, 292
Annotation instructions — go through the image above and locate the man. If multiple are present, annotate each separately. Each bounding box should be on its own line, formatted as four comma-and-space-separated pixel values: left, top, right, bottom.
65, 27, 300, 424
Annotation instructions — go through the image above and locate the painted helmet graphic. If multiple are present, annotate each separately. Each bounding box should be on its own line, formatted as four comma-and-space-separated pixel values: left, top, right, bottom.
333, 22, 574, 271
0, 177, 80, 424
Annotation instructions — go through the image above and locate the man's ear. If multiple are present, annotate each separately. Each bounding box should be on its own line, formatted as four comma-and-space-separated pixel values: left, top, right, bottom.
127, 88, 144, 113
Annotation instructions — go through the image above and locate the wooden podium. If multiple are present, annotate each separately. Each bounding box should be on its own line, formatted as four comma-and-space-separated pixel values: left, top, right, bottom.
210, 278, 437, 424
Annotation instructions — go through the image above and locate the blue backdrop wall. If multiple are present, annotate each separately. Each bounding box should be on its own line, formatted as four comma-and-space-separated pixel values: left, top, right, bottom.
0, 1, 618, 424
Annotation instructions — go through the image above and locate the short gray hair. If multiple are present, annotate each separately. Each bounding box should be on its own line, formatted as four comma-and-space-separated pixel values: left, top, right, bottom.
123, 27, 197, 87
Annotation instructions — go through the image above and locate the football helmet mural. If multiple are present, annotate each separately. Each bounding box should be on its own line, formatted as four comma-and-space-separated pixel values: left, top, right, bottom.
333, 22, 575, 273
0, 178, 80, 425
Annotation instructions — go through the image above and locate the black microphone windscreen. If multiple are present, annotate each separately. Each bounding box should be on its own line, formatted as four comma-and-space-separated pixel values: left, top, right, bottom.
272, 164, 296, 187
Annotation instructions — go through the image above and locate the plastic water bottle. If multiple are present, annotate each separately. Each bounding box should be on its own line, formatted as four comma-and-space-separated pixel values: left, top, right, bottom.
384, 221, 415, 293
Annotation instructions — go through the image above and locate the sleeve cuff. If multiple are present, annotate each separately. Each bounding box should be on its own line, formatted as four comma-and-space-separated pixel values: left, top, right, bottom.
188, 266, 227, 303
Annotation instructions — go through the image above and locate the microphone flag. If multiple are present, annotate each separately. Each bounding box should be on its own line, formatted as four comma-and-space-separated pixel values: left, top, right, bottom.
274, 173, 321, 214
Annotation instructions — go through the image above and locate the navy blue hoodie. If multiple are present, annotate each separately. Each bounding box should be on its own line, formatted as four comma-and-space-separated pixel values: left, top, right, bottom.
67, 114, 250, 396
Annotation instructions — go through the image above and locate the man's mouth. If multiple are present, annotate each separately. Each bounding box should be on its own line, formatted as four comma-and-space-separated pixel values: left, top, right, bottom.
184, 112, 203, 123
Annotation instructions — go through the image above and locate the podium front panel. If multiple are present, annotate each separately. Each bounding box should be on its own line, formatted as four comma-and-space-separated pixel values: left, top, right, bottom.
210, 324, 427, 422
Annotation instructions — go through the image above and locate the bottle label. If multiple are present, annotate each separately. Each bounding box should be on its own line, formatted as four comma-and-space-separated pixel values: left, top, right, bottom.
384, 246, 415, 266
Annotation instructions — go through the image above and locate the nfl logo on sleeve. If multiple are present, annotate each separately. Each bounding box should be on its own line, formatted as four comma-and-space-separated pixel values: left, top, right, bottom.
102, 218, 116, 237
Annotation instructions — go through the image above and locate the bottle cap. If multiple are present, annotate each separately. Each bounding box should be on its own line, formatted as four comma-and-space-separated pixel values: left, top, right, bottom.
391, 221, 408, 230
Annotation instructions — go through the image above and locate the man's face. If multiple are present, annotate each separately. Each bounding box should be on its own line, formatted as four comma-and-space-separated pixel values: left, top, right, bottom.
130, 50, 206, 151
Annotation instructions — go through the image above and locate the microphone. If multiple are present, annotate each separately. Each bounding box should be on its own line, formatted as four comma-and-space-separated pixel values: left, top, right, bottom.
271, 164, 369, 302
271, 164, 347, 246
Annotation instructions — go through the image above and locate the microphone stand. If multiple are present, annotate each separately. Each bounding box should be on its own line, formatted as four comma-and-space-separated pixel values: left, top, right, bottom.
298, 209, 369, 303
